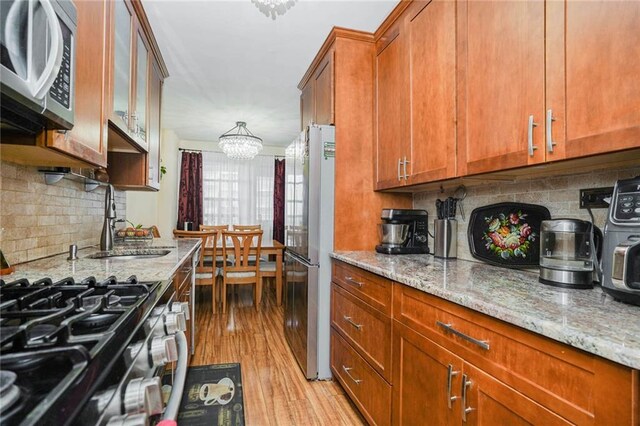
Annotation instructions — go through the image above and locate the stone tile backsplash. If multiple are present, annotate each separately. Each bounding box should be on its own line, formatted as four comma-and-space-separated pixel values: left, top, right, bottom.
413, 166, 640, 262
0, 161, 126, 265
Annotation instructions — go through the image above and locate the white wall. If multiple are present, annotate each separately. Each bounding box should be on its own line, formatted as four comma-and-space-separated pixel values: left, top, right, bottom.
126, 132, 285, 239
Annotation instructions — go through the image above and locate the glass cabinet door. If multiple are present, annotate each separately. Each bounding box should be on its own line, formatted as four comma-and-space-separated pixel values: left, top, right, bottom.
112, 0, 132, 130
134, 31, 148, 143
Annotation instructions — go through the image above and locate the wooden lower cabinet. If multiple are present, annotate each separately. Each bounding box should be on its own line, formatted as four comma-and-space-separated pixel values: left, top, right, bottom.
331, 330, 392, 426
332, 261, 639, 425
392, 321, 462, 426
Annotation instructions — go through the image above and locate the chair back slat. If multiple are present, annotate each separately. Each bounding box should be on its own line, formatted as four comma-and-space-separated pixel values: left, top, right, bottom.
173, 229, 217, 268
233, 224, 262, 232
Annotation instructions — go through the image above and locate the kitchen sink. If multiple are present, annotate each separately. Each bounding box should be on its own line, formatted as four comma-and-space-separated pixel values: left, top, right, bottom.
86, 249, 171, 260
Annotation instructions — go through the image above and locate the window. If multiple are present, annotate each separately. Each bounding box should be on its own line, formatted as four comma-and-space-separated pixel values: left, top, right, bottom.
202, 152, 275, 236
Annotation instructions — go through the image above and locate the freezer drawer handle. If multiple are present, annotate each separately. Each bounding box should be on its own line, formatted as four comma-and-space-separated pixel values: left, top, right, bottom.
343, 315, 363, 330
344, 276, 363, 288
436, 321, 490, 350
342, 366, 362, 385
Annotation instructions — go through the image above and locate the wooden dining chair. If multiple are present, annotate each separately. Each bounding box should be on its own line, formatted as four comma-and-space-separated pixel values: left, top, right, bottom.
233, 224, 261, 231
221, 230, 263, 313
173, 229, 219, 313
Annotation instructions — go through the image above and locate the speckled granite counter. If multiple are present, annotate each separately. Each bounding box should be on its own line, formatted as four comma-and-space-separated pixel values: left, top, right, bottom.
330, 251, 640, 370
2, 238, 201, 283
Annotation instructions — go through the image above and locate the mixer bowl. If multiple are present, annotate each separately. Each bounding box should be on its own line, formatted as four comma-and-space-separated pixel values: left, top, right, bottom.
378, 224, 409, 245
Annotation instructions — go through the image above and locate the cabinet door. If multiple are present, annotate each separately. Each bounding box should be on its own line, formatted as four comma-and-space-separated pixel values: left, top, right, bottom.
407, 0, 456, 184
110, 0, 133, 134
314, 52, 334, 125
146, 59, 162, 190
375, 25, 410, 189
132, 30, 149, 149
457, 0, 545, 176
462, 363, 572, 426
392, 321, 462, 426
546, 1, 640, 161
47, 0, 109, 167
300, 80, 314, 130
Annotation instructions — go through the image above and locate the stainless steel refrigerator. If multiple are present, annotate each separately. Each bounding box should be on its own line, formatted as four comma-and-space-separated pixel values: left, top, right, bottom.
284, 124, 335, 380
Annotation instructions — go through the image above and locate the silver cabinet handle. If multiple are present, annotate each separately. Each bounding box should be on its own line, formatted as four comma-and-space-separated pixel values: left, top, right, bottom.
344, 276, 363, 288
397, 158, 402, 181
436, 321, 490, 350
403, 156, 409, 180
343, 315, 363, 330
446, 364, 459, 409
546, 109, 556, 153
342, 366, 362, 384
527, 114, 538, 157
461, 374, 475, 422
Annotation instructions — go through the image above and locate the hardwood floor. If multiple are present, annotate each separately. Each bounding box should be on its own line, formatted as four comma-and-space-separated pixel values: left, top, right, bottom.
191, 282, 365, 426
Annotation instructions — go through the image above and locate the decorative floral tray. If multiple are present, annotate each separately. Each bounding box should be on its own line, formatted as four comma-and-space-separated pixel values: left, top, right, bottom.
467, 202, 551, 268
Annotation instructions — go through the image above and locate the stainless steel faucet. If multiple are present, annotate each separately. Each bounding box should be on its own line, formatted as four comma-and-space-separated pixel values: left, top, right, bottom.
100, 184, 117, 251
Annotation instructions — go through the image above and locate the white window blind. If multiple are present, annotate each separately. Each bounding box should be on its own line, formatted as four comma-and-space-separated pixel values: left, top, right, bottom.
202, 152, 275, 237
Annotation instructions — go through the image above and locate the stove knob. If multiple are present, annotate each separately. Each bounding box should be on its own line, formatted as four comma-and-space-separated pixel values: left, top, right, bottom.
170, 301, 190, 320
124, 377, 163, 416
150, 335, 178, 367
164, 312, 186, 335
106, 413, 149, 426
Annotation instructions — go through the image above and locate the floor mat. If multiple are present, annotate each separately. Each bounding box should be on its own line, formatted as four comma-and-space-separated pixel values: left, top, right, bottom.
175, 363, 245, 426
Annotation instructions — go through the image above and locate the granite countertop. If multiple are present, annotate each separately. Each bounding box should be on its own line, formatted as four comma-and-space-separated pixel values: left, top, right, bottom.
2, 238, 201, 283
330, 251, 640, 370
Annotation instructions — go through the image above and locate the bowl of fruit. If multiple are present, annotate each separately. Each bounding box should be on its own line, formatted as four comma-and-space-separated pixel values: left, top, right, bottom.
116, 221, 153, 242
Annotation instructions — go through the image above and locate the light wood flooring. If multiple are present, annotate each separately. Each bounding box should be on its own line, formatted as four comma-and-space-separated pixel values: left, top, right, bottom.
192, 283, 365, 426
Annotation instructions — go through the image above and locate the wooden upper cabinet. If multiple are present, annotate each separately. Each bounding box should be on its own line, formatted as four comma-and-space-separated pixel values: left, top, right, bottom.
457, 0, 546, 176
314, 52, 334, 125
300, 79, 314, 130
45, 0, 110, 168
407, 0, 456, 184
146, 59, 162, 190
375, 24, 410, 189
546, 1, 640, 162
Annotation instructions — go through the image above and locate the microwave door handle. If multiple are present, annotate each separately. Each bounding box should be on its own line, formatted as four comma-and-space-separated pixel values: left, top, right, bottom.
32, 0, 63, 99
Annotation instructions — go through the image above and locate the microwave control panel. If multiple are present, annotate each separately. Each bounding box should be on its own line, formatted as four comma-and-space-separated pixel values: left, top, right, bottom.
612, 178, 640, 224
49, 18, 73, 110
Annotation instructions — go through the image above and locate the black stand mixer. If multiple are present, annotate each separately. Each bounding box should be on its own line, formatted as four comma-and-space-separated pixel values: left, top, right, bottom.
375, 209, 429, 255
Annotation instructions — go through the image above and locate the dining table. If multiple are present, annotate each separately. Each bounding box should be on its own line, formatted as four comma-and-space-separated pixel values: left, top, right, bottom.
204, 236, 285, 306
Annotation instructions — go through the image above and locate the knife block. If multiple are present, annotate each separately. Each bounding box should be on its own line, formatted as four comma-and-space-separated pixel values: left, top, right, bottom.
434, 219, 457, 259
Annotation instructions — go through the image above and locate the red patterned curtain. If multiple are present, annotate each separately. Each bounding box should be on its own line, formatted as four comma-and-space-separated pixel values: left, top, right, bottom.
177, 151, 203, 230
272, 158, 285, 243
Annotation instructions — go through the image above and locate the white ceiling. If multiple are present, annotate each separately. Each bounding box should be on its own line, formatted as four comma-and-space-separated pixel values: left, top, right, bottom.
143, 0, 397, 147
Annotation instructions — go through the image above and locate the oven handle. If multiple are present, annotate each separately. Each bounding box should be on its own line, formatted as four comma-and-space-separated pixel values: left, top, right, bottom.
33, 0, 64, 99
162, 330, 188, 421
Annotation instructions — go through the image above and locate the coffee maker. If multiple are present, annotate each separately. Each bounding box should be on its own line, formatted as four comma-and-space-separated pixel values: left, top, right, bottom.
602, 176, 640, 306
375, 209, 429, 255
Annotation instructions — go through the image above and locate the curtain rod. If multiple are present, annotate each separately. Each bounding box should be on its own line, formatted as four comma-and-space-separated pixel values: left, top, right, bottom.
178, 147, 284, 159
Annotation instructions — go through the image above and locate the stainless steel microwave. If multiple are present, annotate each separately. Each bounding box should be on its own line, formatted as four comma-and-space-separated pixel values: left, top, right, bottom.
0, 0, 76, 135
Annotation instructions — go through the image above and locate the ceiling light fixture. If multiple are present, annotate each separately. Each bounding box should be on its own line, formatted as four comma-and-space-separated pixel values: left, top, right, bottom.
251, 0, 297, 20
218, 121, 263, 160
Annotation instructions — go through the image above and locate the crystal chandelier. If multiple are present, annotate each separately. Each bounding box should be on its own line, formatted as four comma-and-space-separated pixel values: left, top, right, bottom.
252, 0, 297, 20
218, 121, 263, 160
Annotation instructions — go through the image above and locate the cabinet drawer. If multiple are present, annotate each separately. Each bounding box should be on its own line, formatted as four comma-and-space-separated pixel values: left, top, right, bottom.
331, 330, 392, 426
332, 260, 392, 315
331, 283, 392, 382
393, 283, 637, 425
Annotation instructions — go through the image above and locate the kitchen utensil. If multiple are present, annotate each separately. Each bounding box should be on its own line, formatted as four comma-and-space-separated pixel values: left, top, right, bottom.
436, 199, 443, 220
539, 219, 602, 289
434, 219, 457, 259
467, 202, 551, 268
453, 185, 467, 220
602, 175, 640, 306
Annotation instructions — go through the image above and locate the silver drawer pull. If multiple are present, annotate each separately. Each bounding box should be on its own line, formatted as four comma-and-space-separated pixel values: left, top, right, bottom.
446, 364, 459, 409
527, 114, 538, 157
436, 321, 490, 350
344, 276, 363, 288
343, 316, 363, 330
461, 374, 475, 422
342, 366, 362, 385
